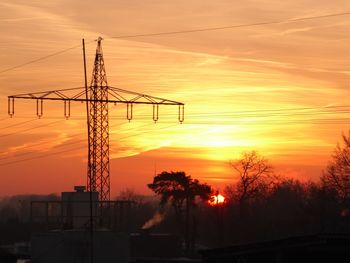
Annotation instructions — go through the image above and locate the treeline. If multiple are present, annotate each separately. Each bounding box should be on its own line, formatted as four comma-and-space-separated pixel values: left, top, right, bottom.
197, 178, 348, 247
142, 164, 350, 249
0, 178, 348, 248
198, 149, 350, 247
140, 132, 350, 249
1, 132, 350, 250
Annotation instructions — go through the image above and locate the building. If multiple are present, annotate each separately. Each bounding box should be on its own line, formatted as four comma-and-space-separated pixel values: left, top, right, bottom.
31, 230, 129, 263
30, 186, 131, 263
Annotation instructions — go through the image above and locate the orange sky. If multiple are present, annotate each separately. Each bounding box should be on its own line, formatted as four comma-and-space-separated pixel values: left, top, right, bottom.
1, 0, 350, 197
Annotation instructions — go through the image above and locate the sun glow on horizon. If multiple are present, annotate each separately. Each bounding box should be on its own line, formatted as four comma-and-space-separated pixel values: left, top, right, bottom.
208, 194, 226, 206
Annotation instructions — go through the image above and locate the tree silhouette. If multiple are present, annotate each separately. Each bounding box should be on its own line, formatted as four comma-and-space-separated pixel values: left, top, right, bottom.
322, 131, 350, 206
226, 151, 275, 216
148, 171, 212, 255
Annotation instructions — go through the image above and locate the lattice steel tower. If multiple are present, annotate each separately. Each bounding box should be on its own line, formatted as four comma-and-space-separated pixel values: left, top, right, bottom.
8, 38, 185, 201
88, 38, 110, 201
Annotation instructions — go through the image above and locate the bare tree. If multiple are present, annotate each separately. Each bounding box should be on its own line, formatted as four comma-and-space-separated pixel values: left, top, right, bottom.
322, 131, 350, 205
226, 151, 275, 216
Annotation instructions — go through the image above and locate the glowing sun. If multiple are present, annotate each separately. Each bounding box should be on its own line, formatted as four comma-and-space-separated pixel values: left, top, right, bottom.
208, 194, 225, 206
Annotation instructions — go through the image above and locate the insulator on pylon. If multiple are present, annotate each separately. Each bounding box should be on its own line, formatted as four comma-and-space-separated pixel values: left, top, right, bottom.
36, 99, 43, 118
178, 104, 184, 123
64, 100, 71, 119
127, 103, 133, 121
8, 97, 14, 117
153, 104, 159, 123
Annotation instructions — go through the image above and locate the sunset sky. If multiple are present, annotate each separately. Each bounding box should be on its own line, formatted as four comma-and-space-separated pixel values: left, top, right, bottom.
1, 0, 350, 197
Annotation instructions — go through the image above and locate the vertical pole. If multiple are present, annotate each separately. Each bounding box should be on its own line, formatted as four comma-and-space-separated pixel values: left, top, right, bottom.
185, 196, 190, 256
83, 38, 94, 263
30, 202, 33, 228
60, 201, 64, 229
45, 202, 49, 230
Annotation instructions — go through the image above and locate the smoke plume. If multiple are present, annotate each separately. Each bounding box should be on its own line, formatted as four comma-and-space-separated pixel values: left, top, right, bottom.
142, 211, 165, 229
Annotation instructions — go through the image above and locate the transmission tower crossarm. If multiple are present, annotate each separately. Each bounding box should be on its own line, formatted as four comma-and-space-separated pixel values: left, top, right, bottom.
8, 86, 185, 119
108, 86, 184, 105
8, 87, 183, 105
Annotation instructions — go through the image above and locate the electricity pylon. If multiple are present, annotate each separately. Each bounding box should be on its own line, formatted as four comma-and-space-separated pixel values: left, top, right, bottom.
7, 37, 185, 201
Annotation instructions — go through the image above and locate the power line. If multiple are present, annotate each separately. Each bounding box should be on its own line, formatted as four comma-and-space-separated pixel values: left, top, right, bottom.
148, 119, 350, 125
2, 110, 350, 153
0, 122, 151, 161
0, 124, 178, 167
2, 105, 350, 125
0, 120, 64, 139
0, 116, 348, 166
0, 44, 81, 75
0, 117, 12, 122
108, 12, 350, 39
3, 116, 350, 130
0, 119, 38, 130
1, 104, 349, 123
1, 11, 349, 75
1, 116, 349, 167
